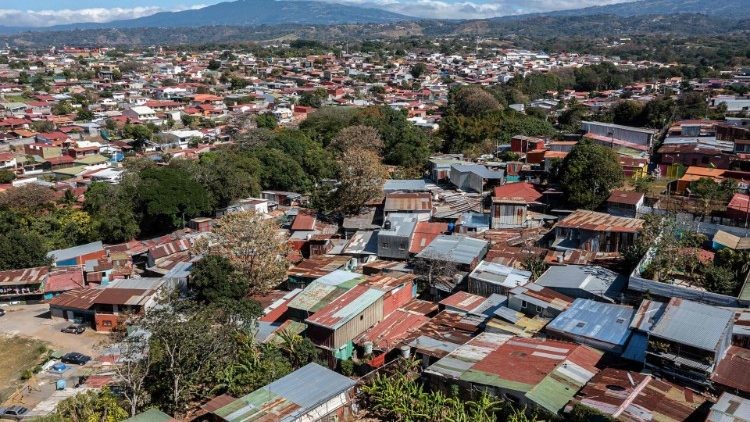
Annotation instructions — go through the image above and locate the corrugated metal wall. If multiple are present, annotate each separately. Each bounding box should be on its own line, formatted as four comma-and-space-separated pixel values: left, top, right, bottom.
332, 297, 384, 349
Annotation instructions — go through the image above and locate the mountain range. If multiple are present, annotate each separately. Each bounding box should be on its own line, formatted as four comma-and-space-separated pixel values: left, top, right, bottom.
0, 0, 749, 45
2, 0, 749, 35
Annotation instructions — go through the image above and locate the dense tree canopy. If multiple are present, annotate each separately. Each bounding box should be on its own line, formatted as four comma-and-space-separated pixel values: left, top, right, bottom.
560, 140, 625, 209
135, 166, 213, 233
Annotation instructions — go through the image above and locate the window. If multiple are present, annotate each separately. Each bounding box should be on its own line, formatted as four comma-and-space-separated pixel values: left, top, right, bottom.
382, 241, 389, 248
536, 305, 542, 313
102, 320, 112, 327
521, 300, 527, 309
576, 322, 586, 328
360, 315, 364, 321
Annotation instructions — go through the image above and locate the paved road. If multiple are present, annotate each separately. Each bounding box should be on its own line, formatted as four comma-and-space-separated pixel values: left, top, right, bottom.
0, 303, 102, 356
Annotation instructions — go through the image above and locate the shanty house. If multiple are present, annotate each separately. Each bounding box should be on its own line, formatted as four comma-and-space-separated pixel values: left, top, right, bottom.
47, 241, 106, 267
553, 210, 643, 254
210, 363, 357, 422
449, 164, 504, 193
468, 261, 531, 297
507, 283, 573, 319
0, 266, 49, 302
306, 284, 385, 361
546, 299, 634, 354
286, 270, 365, 321
425, 334, 602, 415
645, 298, 734, 387
377, 214, 419, 260
534, 265, 626, 303
383, 192, 432, 221
49, 278, 167, 331
491, 182, 544, 229
570, 368, 711, 421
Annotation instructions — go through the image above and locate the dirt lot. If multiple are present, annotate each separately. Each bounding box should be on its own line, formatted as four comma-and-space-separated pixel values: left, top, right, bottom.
0, 336, 47, 402
0, 303, 103, 355
0, 304, 107, 415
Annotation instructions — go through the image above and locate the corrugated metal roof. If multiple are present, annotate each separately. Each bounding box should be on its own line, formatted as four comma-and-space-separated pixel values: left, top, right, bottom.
354, 308, 430, 351
416, 235, 489, 265
556, 210, 643, 233
470, 261, 531, 289
711, 346, 750, 392
383, 179, 427, 192
214, 363, 355, 422
460, 338, 601, 391
0, 266, 48, 286
343, 231, 378, 255
650, 298, 734, 352
535, 265, 626, 302
47, 241, 104, 262
573, 367, 710, 421
629, 299, 667, 332
546, 299, 634, 348
621, 332, 648, 363
384, 192, 432, 212
305, 285, 384, 330
439, 291, 486, 313
708, 393, 750, 422
425, 333, 513, 380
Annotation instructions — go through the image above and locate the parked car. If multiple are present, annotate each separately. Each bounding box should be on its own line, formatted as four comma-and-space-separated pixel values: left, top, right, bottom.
61, 352, 91, 366
61, 325, 86, 334
0, 405, 29, 420
0, 308, 5, 317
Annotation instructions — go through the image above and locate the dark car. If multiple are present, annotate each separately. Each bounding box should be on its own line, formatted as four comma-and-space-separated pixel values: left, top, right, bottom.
61, 352, 91, 366
0, 405, 29, 420
0, 308, 5, 317
61, 325, 86, 334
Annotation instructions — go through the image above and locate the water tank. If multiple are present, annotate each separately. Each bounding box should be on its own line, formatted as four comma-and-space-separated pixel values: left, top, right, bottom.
363, 341, 373, 356
383, 220, 392, 230
400, 345, 411, 359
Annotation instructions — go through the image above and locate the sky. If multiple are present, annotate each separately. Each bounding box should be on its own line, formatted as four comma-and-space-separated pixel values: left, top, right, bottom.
0, 0, 633, 26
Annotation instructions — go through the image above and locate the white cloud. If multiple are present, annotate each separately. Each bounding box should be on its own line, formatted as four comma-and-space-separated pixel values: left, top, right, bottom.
0, 5, 207, 27
328, 0, 633, 19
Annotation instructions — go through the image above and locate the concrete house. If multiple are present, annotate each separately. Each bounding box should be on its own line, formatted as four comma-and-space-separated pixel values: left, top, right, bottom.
210, 363, 357, 422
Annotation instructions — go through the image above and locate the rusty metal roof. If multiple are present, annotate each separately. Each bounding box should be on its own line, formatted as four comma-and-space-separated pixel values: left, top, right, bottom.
556, 210, 644, 233
0, 266, 48, 286
305, 284, 384, 330
384, 192, 432, 212
439, 291, 487, 313
286, 256, 351, 280
354, 308, 430, 351
574, 368, 710, 421
711, 346, 750, 393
